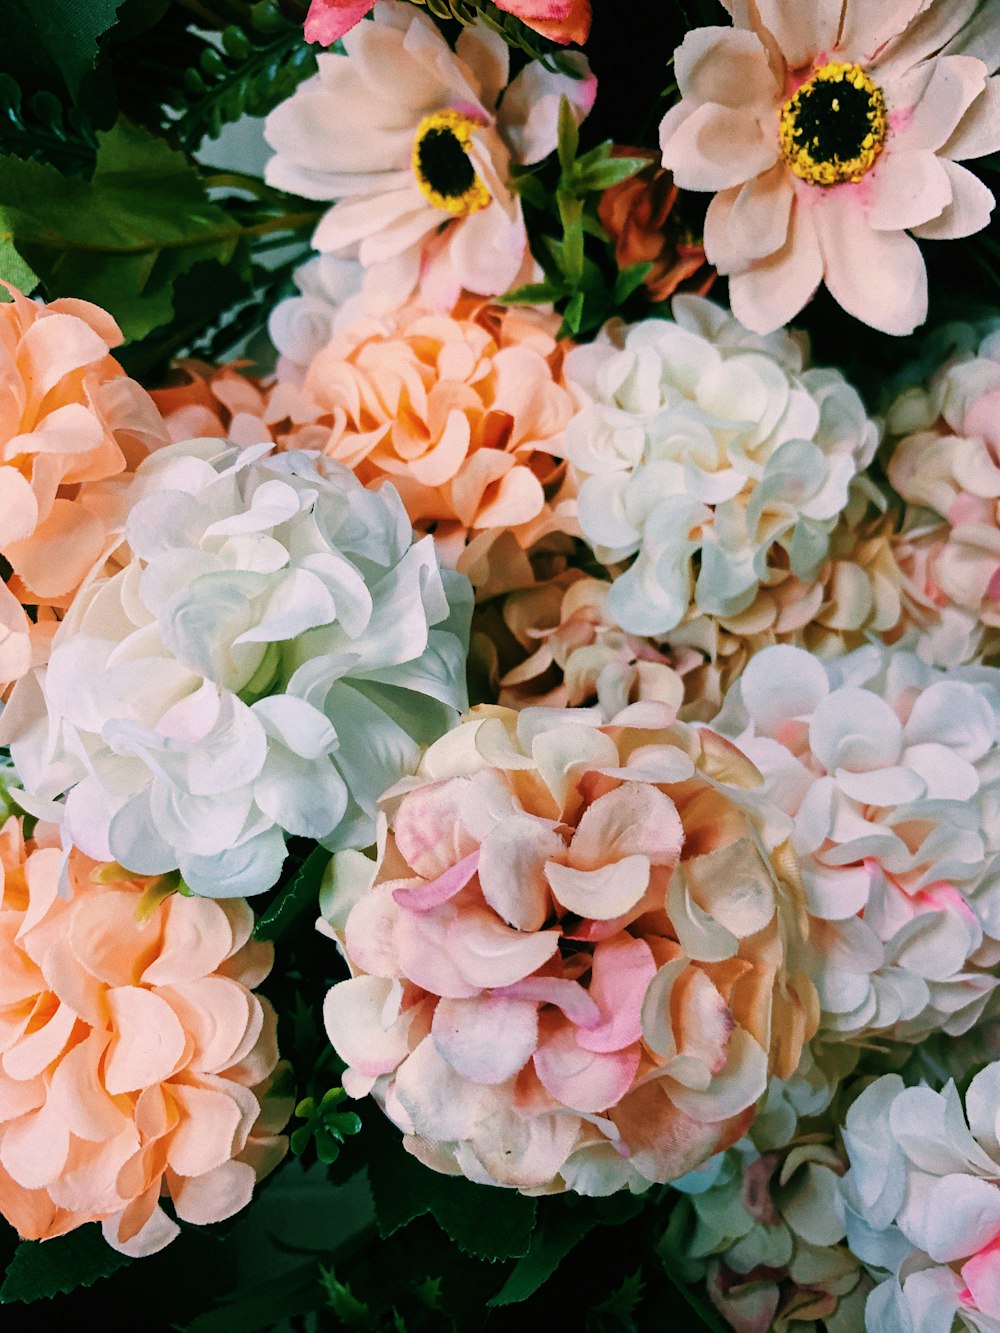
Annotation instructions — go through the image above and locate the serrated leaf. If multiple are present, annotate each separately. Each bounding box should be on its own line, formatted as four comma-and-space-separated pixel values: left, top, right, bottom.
320, 1269, 374, 1328
254, 845, 332, 943
0, 239, 37, 294
594, 1269, 645, 1322
368, 1128, 536, 1262
0, 118, 249, 339
0, 1228, 130, 1304
489, 1195, 643, 1307
0, 0, 128, 101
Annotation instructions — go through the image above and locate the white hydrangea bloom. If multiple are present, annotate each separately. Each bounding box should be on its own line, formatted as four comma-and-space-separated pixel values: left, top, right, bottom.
267, 254, 365, 378
842, 1070, 1000, 1333
0, 440, 471, 897
712, 642, 1000, 1043
559, 296, 879, 636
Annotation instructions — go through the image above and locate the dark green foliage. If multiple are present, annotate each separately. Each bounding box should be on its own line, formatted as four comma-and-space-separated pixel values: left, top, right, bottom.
0, 1228, 130, 1305
291, 1087, 363, 1165
254, 845, 333, 944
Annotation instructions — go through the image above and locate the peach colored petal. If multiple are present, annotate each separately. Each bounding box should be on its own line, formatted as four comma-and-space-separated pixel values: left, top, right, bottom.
533, 1017, 639, 1112
576, 935, 657, 1054
104, 986, 188, 1094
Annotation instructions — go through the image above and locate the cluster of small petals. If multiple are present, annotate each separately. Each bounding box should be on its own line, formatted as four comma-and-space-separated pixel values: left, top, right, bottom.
672, 1134, 868, 1333
0, 820, 290, 1257
888, 325, 1000, 638
322, 703, 818, 1195
266, 2, 595, 314
267, 255, 366, 380
0, 287, 168, 685
660, 0, 1000, 335
843, 1068, 1000, 1332
0, 439, 471, 898
495, 573, 697, 715
713, 641, 1000, 1044
559, 296, 879, 639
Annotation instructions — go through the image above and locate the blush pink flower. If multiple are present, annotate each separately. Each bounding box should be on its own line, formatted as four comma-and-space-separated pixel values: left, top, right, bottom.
0, 821, 290, 1257
660, 1, 1000, 334
888, 326, 1000, 648
322, 704, 817, 1195
304, 0, 591, 49
0, 286, 167, 684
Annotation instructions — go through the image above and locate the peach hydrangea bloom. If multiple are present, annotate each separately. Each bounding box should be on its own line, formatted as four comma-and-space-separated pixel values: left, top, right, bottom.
0, 286, 167, 683
322, 703, 818, 1196
888, 324, 1000, 646
0, 820, 290, 1257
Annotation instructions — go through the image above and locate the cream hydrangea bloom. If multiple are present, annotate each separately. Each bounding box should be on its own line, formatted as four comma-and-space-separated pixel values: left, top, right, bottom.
558, 296, 879, 637
322, 703, 817, 1195
264, 0, 595, 312
661, 0, 1000, 334
842, 1070, 1000, 1332
0, 440, 471, 897
712, 642, 1000, 1043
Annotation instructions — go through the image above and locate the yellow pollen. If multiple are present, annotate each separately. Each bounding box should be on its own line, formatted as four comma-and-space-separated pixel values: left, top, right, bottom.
412, 109, 490, 217
779, 61, 887, 187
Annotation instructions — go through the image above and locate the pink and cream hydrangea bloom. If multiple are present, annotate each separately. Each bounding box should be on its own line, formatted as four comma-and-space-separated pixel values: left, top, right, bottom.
660, 0, 1000, 334
713, 642, 1000, 1044
322, 702, 818, 1195
888, 323, 1000, 652
266, 1, 595, 314
558, 296, 879, 638
0, 820, 290, 1257
304, 0, 592, 48
843, 1069, 1000, 1333
0, 286, 167, 685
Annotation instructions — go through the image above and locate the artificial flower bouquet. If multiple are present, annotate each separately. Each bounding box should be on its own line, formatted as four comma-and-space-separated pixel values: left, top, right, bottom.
2, 1, 1000, 1329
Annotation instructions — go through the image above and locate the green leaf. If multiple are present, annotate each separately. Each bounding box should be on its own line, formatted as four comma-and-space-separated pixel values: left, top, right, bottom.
0, 118, 256, 339
182, 1262, 323, 1333
254, 845, 332, 943
594, 1269, 645, 1323
368, 1128, 537, 1262
0, 238, 37, 294
562, 290, 585, 336
556, 94, 580, 180
320, 1270, 376, 1329
575, 157, 650, 193
557, 193, 585, 283
614, 262, 653, 305
500, 281, 567, 305
0, 0, 128, 101
0, 1228, 130, 1304
489, 1195, 644, 1308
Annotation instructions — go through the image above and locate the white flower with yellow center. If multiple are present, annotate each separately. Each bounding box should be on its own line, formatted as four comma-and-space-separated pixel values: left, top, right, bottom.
660, 0, 1000, 335
264, 0, 595, 313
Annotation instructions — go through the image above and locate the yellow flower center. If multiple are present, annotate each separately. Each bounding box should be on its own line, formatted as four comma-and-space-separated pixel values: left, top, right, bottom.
779, 62, 887, 187
412, 109, 491, 217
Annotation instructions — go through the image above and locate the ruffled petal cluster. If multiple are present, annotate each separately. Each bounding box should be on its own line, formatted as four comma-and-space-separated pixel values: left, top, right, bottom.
713, 642, 1000, 1043
493, 573, 696, 714
304, 0, 592, 48
661, 0, 1000, 334
0, 287, 167, 684
0, 440, 471, 897
0, 820, 289, 1257
673, 1137, 868, 1333
559, 296, 878, 637
888, 324, 1000, 650
323, 703, 817, 1195
843, 1069, 1000, 1332
266, 2, 595, 312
